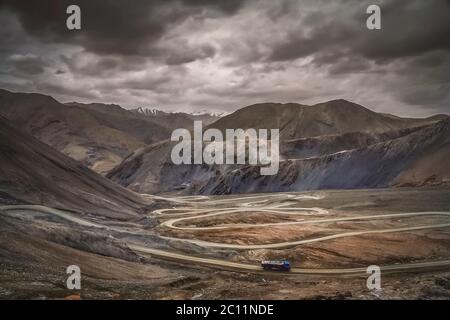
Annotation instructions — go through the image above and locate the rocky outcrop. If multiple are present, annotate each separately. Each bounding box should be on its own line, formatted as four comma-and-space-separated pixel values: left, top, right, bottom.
108, 118, 449, 195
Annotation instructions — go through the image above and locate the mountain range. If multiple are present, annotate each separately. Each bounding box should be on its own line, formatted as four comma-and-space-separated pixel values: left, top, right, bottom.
0, 89, 218, 175
0, 88, 448, 196
107, 100, 449, 194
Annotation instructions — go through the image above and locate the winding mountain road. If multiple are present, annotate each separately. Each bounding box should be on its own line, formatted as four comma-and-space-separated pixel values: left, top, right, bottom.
2, 192, 450, 276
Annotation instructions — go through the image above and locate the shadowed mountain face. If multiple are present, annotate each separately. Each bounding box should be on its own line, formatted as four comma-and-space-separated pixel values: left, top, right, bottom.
0, 115, 147, 219
210, 100, 442, 140
131, 107, 220, 130
197, 118, 450, 194
281, 126, 428, 159
64, 102, 171, 145
0, 89, 172, 174
108, 101, 448, 194
0, 89, 218, 175
2, 88, 447, 196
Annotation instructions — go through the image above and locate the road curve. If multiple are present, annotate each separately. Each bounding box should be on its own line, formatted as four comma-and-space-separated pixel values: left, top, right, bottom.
160, 209, 450, 231
161, 221, 450, 250
129, 244, 450, 275
2, 203, 450, 276
144, 193, 323, 205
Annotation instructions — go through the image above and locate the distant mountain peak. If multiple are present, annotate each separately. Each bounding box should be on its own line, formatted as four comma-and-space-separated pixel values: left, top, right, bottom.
322, 98, 353, 104
0, 88, 59, 105
132, 107, 167, 117
131, 106, 224, 118
312, 99, 374, 112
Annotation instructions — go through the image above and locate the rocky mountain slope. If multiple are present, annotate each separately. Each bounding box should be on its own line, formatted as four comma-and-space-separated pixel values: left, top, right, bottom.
0, 89, 174, 174
0, 115, 147, 219
197, 118, 450, 194
108, 101, 448, 194
131, 107, 220, 129
281, 125, 428, 159
211, 100, 442, 140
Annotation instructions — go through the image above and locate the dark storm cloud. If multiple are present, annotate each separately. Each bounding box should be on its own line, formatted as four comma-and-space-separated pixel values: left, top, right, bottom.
357, 0, 450, 61
0, 0, 449, 116
7, 54, 46, 75
60, 55, 120, 76
0, 0, 247, 58
266, 0, 450, 84
410, 50, 449, 69
270, 0, 450, 64
179, 0, 246, 14
37, 81, 99, 100
119, 74, 174, 92
166, 44, 215, 65
58, 51, 169, 85
400, 84, 450, 107
327, 57, 371, 75
263, 0, 450, 112
389, 52, 450, 108
269, 17, 356, 62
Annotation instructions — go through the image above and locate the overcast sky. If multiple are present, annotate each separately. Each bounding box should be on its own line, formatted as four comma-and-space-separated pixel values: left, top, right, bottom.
0, 0, 449, 117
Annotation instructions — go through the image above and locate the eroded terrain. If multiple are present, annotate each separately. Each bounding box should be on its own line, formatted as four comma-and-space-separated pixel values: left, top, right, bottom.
1, 187, 450, 299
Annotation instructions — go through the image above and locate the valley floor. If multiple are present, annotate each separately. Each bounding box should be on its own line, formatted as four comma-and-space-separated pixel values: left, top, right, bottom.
1, 187, 450, 299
